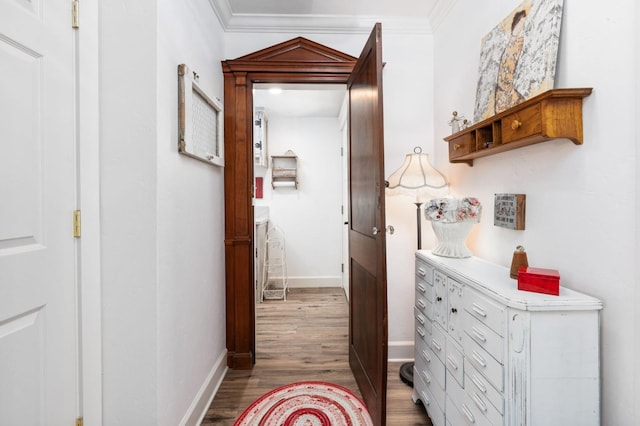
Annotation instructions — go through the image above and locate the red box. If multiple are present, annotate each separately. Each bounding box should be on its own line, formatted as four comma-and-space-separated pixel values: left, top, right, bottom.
517, 266, 560, 296
255, 177, 263, 199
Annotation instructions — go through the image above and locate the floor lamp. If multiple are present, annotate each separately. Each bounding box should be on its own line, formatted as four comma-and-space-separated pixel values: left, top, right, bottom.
386, 146, 449, 387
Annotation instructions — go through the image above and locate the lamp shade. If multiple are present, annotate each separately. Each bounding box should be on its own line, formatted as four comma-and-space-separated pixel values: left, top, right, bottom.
386, 147, 449, 202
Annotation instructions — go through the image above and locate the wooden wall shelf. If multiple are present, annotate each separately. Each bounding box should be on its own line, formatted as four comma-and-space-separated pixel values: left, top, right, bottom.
271, 152, 298, 189
444, 88, 592, 166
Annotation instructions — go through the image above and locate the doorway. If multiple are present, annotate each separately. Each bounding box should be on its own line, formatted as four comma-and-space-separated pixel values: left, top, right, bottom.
252, 83, 349, 303
222, 26, 388, 424
222, 37, 357, 371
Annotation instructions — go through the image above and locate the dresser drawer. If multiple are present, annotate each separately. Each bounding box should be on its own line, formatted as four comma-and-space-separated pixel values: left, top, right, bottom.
461, 387, 503, 426
464, 335, 504, 392
414, 306, 432, 337
420, 362, 445, 412
416, 338, 445, 388
414, 374, 445, 426
416, 260, 434, 285
445, 394, 469, 426
464, 286, 505, 336
464, 309, 504, 363
466, 362, 504, 415
433, 270, 448, 330
501, 103, 541, 144
447, 374, 497, 426
429, 323, 446, 363
445, 337, 464, 387
415, 292, 434, 321
416, 278, 435, 303
448, 278, 465, 345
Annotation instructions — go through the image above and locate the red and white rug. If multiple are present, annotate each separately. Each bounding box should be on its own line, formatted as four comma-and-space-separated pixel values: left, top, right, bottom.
234, 381, 373, 426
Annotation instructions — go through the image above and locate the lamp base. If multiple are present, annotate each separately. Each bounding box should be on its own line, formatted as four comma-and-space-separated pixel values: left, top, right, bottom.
399, 361, 414, 387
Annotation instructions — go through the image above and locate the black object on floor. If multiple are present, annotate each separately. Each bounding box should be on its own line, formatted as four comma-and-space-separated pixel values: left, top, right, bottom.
399, 361, 414, 387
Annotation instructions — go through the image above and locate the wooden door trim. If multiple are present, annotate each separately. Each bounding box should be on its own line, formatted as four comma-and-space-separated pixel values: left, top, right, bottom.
222, 37, 356, 369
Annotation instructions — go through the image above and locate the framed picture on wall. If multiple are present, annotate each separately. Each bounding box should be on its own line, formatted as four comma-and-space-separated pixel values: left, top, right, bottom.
473, 0, 564, 123
178, 64, 224, 166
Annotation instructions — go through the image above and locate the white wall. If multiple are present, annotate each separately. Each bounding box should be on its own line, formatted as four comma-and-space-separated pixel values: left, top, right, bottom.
433, 0, 638, 423
226, 28, 435, 360
158, 0, 227, 424
100, 1, 159, 422
100, 0, 227, 424
381, 32, 437, 361
255, 115, 343, 286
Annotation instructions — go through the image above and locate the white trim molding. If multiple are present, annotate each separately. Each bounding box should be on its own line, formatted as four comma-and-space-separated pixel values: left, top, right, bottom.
208, 0, 435, 34
183, 350, 228, 426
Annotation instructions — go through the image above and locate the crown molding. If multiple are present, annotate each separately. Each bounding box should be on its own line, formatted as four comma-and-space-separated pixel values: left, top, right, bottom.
427, 0, 457, 31
208, 0, 433, 34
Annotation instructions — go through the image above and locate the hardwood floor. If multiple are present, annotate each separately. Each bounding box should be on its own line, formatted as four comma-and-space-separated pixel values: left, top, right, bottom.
201, 287, 432, 425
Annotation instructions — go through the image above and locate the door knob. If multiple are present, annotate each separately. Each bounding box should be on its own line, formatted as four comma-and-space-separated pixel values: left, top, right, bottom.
386, 225, 395, 235
372, 227, 379, 235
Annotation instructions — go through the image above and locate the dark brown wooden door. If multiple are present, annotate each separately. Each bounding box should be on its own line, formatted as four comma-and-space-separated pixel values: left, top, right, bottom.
347, 23, 388, 426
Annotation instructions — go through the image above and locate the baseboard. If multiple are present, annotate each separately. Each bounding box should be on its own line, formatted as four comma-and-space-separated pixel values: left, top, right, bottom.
181, 349, 228, 426
286, 276, 342, 288
388, 340, 414, 362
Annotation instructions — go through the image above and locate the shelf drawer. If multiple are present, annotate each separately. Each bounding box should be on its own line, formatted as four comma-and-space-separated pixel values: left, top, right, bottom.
464, 286, 505, 336
448, 132, 475, 159
464, 310, 504, 363
501, 103, 541, 143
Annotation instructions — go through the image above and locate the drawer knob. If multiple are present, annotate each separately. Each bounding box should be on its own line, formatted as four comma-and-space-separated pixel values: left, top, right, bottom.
436, 296, 442, 302
512, 119, 522, 130
451, 307, 458, 313
453, 143, 462, 150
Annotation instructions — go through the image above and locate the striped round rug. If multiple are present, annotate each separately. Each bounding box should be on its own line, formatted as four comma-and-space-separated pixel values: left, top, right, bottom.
233, 381, 373, 426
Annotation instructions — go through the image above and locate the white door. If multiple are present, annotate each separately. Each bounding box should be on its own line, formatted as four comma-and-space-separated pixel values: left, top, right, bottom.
0, 0, 78, 424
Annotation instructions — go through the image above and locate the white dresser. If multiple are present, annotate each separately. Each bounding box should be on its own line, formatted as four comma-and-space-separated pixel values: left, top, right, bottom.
413, 250, 602, 426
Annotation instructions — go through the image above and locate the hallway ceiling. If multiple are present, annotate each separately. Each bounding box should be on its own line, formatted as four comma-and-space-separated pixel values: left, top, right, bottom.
216, 0, 448, 117
226, 0, 437, 18
254, 84, 346, 118
211, 0, 448, 33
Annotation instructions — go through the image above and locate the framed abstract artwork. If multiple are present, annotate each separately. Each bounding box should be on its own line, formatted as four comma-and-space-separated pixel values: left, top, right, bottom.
473, 0, 564, 123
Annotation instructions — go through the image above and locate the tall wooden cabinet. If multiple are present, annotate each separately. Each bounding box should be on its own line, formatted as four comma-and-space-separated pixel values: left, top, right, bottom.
413, 251, 602, 426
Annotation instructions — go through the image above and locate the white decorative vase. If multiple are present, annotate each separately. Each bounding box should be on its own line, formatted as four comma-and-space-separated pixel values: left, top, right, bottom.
431, 220, 474, 258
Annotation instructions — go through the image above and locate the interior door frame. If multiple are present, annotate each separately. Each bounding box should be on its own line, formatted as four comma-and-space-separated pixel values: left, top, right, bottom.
221, 38, 357, 369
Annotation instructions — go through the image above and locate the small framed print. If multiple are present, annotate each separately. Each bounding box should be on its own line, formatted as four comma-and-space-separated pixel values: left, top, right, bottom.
178, 64, 224, 166
494, 193, 526, 230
